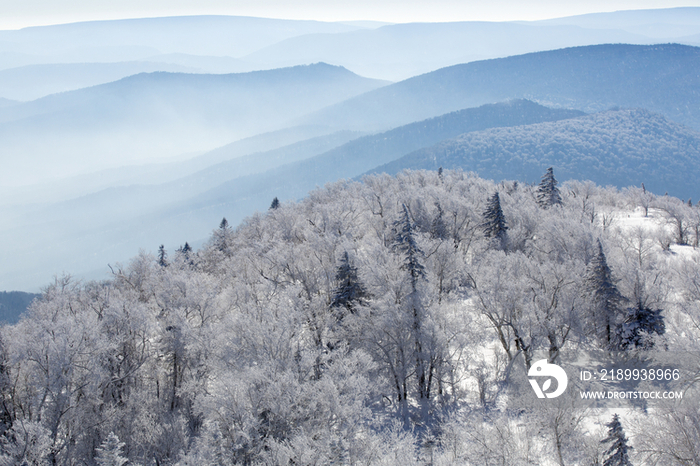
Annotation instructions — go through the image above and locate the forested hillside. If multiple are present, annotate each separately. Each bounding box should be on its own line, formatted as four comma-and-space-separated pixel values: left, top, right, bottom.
372, 108, 700, 200
2, 169, 699, 465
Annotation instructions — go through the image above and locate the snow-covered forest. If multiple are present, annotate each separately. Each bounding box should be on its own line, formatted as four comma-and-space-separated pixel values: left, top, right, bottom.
2, 169, 700, 465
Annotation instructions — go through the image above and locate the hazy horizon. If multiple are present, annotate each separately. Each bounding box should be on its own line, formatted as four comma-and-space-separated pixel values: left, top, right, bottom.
3, 1, 700, 29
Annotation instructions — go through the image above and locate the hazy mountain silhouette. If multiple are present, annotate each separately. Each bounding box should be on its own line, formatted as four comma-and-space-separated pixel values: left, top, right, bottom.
243, 21, 651, 81
301, 44, 700, 132
0, 63, 388, 186
0, 16, 366, 66
534, 7, 700, 39
0, 61, 198, 101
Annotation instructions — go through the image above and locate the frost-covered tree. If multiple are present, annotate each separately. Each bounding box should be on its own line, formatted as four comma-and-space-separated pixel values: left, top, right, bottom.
481, 192, 508, 248
585, 240, 628, 348
601, 414, 633, 466
157, 244, 168, 267
430, 202, 449, 240
330, 251, 368, 317
537, 167, 563, 208
95, 432, 128, 466
3, 169, 700, 464
393, 204, 426, 287
618, 304, 665, 350
391, 204, 436, 421
175, 242, 193, 267
210, 217, 232, 257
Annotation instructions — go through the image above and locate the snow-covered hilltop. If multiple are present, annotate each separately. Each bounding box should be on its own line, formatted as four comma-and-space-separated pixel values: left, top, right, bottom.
2, 169, 699, 465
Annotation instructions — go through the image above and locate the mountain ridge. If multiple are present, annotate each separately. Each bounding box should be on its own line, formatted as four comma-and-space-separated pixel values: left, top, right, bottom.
300, 43, 700, 132
370, 108, 700, 200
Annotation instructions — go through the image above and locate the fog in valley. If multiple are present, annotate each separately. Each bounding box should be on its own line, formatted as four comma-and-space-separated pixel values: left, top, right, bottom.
2, 9, 700, 293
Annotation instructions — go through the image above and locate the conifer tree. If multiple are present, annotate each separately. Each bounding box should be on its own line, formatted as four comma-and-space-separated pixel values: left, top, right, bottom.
601, 414, 633, 466
392, 204, 434, 410
585, 240, 628, 348
95, 432, 128, 466
330, 251, 368, 316
393, 204, 426, 289
176, 242, 193, 267
481, 192, 508, 248
213, 217, 232, 256
430, 202, 448, 240
157, 244, 168, 267
270, 197, 280, 210
618, 303, 665, 350
537, 167, 562, 208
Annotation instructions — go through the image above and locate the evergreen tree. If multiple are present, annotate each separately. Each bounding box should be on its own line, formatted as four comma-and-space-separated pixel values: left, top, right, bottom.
392, 205, 435, 411
330, 251, 368, 316
618, 304, 665, 350
537, 167, 563, 208
392, 204, 426, 289
176, 242, 193, 267
430, 202, 448, 240
481, 192, 508, 248
585, 240, 628, 348
95, 432, 128, 466
213, 217, 232, 256
601, 414, 633, 466
157, 244, 168, 268
270, 197, 280, 210
177, 242, 192, 256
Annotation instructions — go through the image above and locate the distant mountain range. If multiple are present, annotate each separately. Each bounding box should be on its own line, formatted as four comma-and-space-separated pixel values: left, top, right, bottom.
4, 34, 700, 292
0, 16, 363, 67
0, 62, 198, 101
242, 21, 652, 81
303, 44, 700, 132
1, 9, 699, 95
371, 108, 700, 200
0, 63, 387, 186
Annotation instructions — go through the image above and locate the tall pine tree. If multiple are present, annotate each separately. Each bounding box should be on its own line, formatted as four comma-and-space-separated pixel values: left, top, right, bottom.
537, 167, 563, 208
95, 432, 128, 466
585, 240, 628, 348
213, 217, 232, 257
157, 244, 168, 268
330, 251, 368, 316
393, 204, 426, 288
392, 204, 435, 414
430, 202, 448, 240
481, 192, 508, 249
601, 414, 633, 466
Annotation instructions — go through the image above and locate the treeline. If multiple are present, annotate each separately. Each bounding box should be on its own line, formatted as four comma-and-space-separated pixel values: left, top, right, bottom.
1, 169, 699, 465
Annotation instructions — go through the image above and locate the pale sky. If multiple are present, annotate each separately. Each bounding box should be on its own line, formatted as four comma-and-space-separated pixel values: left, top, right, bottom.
1, 0, 700, 29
